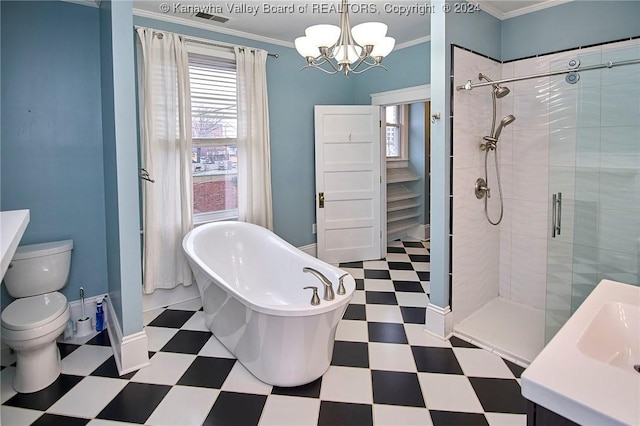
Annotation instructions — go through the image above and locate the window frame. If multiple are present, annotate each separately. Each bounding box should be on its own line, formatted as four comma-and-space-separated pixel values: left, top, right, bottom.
187, 43, 239, 225
385, 104, 409, 162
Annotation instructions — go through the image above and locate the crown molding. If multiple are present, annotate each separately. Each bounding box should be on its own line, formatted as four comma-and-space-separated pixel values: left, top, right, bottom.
133, 8, 429, 53
478, 0, 573, 20
396, 35, 431, 51
133, 8, 295, 48
61, 0, 100, 8
475, 1, 504, 19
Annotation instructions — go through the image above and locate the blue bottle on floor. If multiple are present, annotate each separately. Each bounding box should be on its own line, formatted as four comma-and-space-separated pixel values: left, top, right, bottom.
96, 297, 104, 332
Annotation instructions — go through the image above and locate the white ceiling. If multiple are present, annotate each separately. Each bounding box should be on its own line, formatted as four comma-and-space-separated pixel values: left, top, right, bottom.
478, 0, 571, 19
131, 0, 570, 48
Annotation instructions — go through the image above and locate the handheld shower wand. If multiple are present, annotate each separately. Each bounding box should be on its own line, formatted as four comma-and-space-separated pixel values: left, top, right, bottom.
493, 114, 516, 141
482, 114, 517, 149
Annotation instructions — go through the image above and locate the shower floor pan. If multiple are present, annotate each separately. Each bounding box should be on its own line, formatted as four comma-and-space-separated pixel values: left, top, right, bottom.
454, 297, 545, 366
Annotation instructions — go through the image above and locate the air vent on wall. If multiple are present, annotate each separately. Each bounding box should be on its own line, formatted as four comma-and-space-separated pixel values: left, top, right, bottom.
195, 12, 229, 23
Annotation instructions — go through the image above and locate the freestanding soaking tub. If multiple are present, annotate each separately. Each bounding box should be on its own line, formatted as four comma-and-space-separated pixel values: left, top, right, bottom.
182, 221, 355, 387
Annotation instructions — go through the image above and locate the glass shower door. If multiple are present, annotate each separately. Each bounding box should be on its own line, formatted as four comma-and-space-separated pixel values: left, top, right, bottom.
545, 41, 640, 343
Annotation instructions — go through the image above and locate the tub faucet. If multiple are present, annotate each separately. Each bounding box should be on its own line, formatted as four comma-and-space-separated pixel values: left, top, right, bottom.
338, 273, 348, 295
303, 286, 321, 306
303, 267, 335, 301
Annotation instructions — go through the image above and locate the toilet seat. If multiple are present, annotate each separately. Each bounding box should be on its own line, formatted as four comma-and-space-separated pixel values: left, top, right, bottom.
1, 292, 68, 339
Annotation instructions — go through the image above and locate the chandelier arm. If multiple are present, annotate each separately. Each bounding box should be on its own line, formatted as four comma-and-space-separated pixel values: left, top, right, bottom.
318, 47, 335, 60
311, 57, 330, 66
301, 64, 339, 74
307, 57, 343, 74
321, 57, 343, 73
351, 63, 388, 74
350, 56, 376, 72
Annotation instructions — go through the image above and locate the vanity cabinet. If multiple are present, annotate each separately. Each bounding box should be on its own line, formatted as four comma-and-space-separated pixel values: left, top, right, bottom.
527, 401, 580, 426
386, 167, 421, 240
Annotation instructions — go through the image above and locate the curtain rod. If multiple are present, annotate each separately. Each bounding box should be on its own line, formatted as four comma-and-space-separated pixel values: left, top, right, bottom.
456, 58, 640, 91
134, 26, 279, 58
184, 36, 279, 58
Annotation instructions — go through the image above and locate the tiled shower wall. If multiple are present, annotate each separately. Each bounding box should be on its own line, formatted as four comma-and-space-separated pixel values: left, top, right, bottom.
498, 55, 551, 310
452, 39, 640, 329
452, 45, 564, 319
451, 47, 502, 324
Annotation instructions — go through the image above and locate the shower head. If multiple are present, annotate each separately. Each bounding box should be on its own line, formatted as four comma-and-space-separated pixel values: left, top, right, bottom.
493, 114, 516, 140
494, 85, 510, 98
478, 73, 510, 98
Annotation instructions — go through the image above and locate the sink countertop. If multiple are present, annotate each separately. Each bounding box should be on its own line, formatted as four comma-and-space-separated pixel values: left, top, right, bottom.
1, 210, 30, 279
522, 279, 640, 426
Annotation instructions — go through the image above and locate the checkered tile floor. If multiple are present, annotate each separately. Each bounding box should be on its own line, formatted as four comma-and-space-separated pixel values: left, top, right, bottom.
1, 239, 527, 425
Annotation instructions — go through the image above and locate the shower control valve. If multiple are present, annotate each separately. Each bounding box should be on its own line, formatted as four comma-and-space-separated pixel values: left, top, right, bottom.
475, 178, 490, 199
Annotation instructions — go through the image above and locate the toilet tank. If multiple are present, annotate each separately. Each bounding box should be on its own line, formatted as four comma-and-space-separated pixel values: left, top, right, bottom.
3, 240, 73, 298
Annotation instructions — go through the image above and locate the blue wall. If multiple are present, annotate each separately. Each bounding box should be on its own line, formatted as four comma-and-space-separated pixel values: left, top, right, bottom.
101, 0, 144, 336
502, 1, 640, 61
353, 42, 431, 105
449, 8, 501, 60
133, 17, 434, 247
408, 102, 427, 224
1, 1, 108, 308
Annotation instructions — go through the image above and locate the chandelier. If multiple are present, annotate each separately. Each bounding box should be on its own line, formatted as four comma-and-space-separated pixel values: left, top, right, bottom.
294, 0, 395, 76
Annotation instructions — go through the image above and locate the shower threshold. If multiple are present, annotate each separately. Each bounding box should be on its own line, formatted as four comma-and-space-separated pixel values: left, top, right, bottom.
453, 297, 545, 367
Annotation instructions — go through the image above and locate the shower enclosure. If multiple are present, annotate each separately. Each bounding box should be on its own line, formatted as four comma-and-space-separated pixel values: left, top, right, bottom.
545, 42, 640, 341
450, 39, 640, 366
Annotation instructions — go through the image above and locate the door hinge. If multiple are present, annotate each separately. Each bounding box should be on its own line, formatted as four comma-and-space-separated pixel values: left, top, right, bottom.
380, 231, 382, 238
380, 175, 382, 184
318, 192, 325, 208
379, 120, 382, 128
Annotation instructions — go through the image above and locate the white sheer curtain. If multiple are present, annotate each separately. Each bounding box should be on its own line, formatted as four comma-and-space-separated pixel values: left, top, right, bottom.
234, 47, 273, 230
137, 28, 193, 294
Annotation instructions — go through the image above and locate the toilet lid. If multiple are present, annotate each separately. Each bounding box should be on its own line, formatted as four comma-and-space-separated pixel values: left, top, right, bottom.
1, 292, 68, 331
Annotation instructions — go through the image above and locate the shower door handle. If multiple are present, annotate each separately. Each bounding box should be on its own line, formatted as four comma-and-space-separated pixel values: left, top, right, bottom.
552, 194, 557, 238
552, 192, 562, 238
556, 192, 562, 236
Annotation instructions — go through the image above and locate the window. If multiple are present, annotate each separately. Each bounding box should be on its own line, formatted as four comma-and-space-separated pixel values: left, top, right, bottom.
188, 51, 238, 223
384, 104, 408, 160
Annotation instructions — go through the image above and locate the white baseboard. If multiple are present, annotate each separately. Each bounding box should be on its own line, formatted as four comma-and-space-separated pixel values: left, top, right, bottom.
298, 243, 317, 258
142, 284, 200, 312
387, 230, 406, 243
408, 224, 430, 241
68, 293, 108, 329
425, 303, 454, 340
106, 297, 150, 375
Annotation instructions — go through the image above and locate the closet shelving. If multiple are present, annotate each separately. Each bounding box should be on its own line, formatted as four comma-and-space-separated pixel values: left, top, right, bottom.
386, 167, 421, 237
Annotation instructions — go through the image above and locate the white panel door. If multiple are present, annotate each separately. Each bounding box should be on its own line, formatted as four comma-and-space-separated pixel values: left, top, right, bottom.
314, 105, 384, 263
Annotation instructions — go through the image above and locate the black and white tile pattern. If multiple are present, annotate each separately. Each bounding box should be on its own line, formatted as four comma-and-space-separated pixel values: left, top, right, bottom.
1, 239, 527, 425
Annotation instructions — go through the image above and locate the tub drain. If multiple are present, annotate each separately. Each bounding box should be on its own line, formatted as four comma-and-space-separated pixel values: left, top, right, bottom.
634, 365, 640, 373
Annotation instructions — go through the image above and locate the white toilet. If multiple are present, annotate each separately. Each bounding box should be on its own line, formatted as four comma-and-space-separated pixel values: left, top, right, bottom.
1, 240, 73, 393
